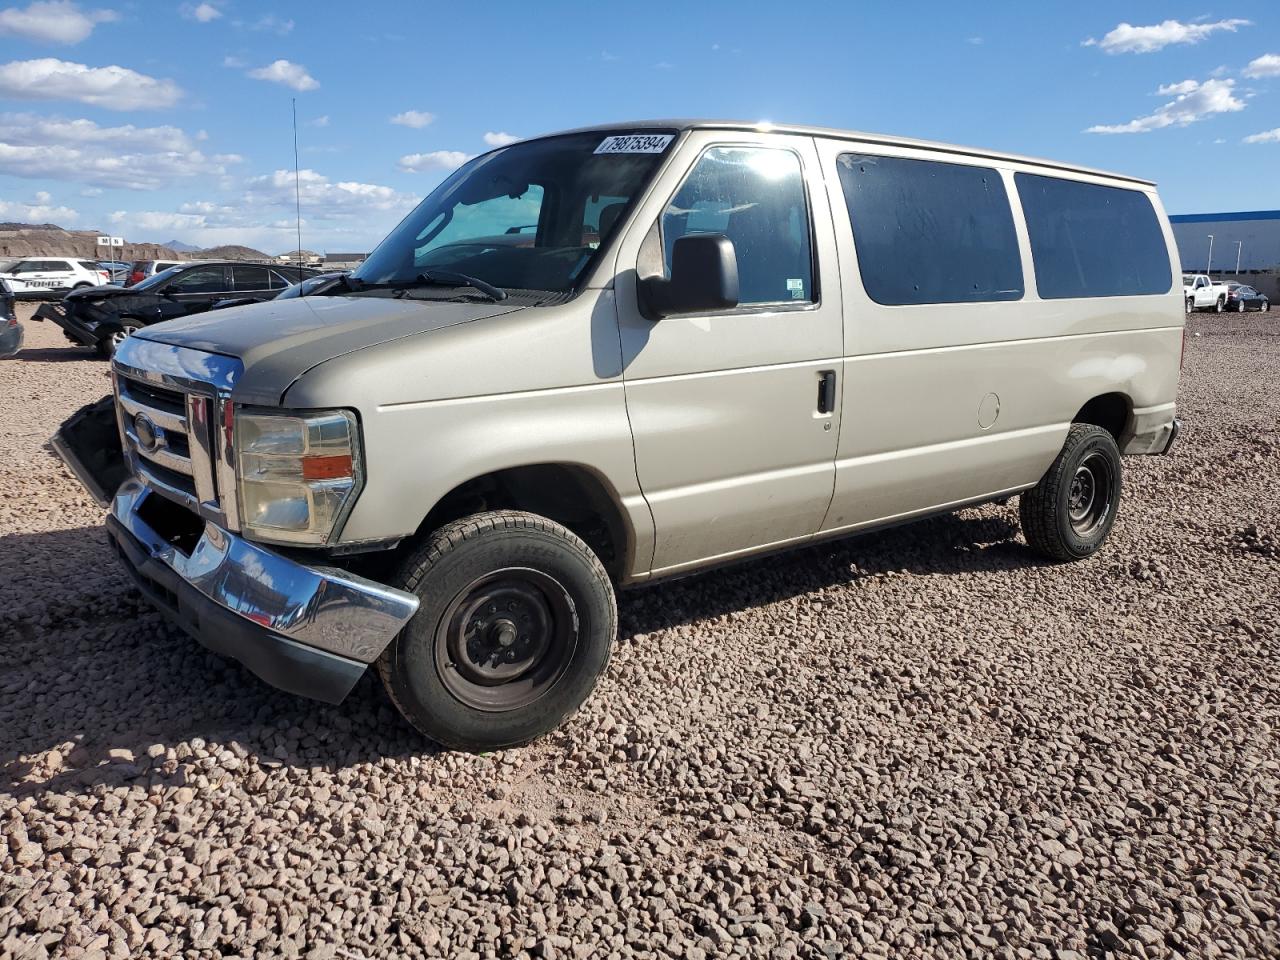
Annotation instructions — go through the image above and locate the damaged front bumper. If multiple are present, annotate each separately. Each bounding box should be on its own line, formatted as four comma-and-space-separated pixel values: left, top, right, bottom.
33, 301, 102, 346
105, 478, 420, 703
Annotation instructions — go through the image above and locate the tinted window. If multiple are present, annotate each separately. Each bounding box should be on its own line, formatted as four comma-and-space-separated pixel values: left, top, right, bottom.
1015, 174, 1171, 299
836, 154, 1022, 305
662, 146, 813, 305
358, 131, 673, 293
232, 265, 272, 291
166, 266, 227, 294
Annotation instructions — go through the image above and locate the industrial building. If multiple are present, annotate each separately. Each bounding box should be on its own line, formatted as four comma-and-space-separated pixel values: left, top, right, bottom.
1170, 210, 1280, 300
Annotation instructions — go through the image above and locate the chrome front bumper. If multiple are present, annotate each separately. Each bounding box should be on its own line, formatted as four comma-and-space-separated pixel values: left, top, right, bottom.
110, 480, 419, 696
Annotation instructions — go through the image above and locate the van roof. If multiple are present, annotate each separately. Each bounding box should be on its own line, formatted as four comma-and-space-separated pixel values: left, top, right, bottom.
545, 119, 1155, 187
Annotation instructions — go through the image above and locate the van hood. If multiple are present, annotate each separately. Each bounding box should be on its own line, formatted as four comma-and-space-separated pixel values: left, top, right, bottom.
135, 294, 523, 404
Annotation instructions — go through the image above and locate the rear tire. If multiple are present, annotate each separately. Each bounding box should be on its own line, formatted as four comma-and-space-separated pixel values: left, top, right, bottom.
1020, 424, 1122, 562
1215, 297, 1224, 313
1238, 300, 1246, 313
378, 510, 616, 751
1185, 296, 1194, 315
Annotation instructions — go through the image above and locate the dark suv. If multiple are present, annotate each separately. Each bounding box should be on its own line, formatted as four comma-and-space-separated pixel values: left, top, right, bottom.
33, 261, 319, 357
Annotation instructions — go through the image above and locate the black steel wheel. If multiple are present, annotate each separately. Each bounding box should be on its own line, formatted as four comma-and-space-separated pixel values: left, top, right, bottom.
1066, 451, 1115, 539
1020, 423, 1123, 561
379, 510, 616, 751
435, 567, 577, 712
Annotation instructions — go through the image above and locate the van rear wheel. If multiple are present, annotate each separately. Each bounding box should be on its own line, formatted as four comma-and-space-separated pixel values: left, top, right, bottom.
378, 510, 616, 751
1019, 424, 1122, 561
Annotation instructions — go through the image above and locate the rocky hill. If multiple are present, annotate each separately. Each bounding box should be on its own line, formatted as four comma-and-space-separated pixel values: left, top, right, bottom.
0, 223, 272, 263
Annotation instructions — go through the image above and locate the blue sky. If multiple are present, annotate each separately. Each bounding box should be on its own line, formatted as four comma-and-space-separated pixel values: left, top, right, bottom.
0, 0, 1278, 254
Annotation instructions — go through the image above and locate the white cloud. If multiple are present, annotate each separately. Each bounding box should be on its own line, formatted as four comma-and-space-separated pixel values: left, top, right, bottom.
0, 112, 240, 188
245, 168, 417, 217
483, 131, 519, 147
1243, 128, 1280, 144
390, 110, 435, 129
181, 2, 220, 22
0, 1, 117, 44
0, 58, 182, 109
398, 150, 470, 172
1086, 78, 1244, 134
308, 114, 329, 127
222, 54, 245, 68
1083, 19, 1250, 54
0, 112, 193, 151
238, 13, 292, 35
0, 194, 78, 223
1243, 54, 1280, 79
966, 37, 984, 45
246, 59, 317, 91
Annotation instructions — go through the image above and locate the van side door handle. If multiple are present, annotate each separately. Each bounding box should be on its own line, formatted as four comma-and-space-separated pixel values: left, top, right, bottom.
817, 370, 837, 414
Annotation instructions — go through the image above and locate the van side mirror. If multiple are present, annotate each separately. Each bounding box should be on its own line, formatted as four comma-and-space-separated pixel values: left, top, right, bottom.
641, 234, 739, 318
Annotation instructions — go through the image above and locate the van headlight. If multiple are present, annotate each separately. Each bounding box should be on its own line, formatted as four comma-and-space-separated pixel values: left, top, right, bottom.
235, 408, 362, 545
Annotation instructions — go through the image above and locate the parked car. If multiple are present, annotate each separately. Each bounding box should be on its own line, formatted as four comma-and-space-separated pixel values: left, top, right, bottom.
32, 260, 319, 357
125, 259, 182, 286
1225, 282, 1270, 313
97, 260, 132, 284
0, 276, 19, 358
53, 121, 1183, 751
0, 258, 110, 299
1182, 273, 1231, 313
209, 271, 347, 311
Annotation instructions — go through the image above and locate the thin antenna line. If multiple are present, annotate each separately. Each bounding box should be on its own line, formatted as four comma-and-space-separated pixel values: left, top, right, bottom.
292, 97, 302, 270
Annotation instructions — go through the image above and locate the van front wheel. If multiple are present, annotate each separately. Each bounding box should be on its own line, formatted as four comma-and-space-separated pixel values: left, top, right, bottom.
1019, 424, 1122, 561
378, 510, 616, 751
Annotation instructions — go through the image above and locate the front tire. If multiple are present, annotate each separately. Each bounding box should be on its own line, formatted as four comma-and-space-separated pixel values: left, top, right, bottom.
1020, 424, 1122, 561
1238, 299, 1246, 313
96, 321, 140, 358
378, 510, 616, 751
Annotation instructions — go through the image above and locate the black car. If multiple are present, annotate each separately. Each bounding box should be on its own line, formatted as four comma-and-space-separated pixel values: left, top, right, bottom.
1225, 283, 1271, 313
0, 276, 20, 358
209, 271, 348, 311
32, 261, 319, 358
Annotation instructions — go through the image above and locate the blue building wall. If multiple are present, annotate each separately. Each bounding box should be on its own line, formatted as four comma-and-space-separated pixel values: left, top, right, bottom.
1169, 211, 1280, 274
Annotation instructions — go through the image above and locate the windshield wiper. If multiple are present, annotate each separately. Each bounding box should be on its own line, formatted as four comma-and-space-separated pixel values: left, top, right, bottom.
340, 271, 508, 302
406, 270, 507, 302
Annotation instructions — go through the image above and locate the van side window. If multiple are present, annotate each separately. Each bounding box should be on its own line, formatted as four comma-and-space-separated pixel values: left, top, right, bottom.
661, 147, 813, 306
1015, 174, 1172, 299
836, 154, 1023, 306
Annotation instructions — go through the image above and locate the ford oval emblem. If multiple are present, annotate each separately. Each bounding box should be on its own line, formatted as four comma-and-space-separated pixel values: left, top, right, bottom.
133, 413, 159, 451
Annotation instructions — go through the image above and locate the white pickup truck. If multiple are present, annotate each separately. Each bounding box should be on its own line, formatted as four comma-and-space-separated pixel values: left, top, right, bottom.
1183, 274, 1230, 313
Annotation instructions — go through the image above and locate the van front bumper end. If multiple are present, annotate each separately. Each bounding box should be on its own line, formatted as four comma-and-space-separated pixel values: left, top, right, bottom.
106, 480, 420, 703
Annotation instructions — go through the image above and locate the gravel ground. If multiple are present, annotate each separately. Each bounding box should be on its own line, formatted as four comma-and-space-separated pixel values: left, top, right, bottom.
1, 305, 1278, 960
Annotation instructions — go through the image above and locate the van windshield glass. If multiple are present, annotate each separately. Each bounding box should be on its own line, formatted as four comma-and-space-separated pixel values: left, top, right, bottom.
354, 131, 675, 295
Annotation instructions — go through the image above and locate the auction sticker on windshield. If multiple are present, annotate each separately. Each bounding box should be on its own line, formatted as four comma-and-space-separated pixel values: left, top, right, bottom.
594, 134, 674, 154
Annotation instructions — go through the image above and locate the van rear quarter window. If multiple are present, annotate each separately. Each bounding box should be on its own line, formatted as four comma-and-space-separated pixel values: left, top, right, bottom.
1015, 173, 1172, 299
836, 154, 1023, 306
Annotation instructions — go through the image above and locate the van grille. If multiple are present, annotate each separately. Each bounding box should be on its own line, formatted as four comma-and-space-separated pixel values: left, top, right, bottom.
116, 374, 218, 516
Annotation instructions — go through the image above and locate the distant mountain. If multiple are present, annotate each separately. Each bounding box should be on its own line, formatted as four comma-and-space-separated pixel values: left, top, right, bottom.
277, 248, 322, 260
198, 244, 271, 260
0, 222, 187, 261
162, 239, 200, 252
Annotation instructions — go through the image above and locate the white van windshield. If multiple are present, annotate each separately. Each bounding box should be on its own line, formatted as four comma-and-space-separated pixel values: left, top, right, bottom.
355, 131, 675, 295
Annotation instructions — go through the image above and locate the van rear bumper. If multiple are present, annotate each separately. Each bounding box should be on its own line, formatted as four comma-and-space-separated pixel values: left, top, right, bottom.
1122, 405, 1180, 456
